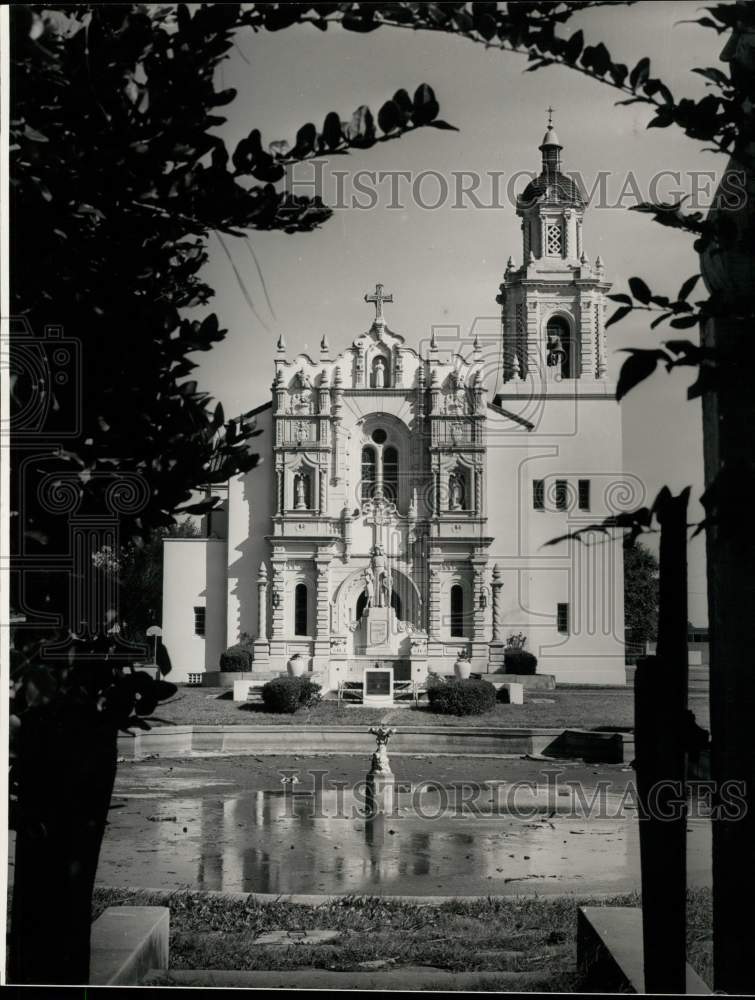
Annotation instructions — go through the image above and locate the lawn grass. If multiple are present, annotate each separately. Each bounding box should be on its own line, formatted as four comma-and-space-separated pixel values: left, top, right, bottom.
93, 886, 713, 990
148, 685, 635, 730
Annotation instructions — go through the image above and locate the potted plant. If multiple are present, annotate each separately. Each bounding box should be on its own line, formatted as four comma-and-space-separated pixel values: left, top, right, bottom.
287, 653, 306, 677
454, 654, 471, 680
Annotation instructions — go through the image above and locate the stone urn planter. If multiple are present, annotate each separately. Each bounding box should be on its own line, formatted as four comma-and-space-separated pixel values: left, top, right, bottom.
287, 653, 306, 677
454, 656, 471, 680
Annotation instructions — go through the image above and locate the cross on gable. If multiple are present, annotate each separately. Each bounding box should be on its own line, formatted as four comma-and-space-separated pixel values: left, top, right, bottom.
364, 283, 393, 324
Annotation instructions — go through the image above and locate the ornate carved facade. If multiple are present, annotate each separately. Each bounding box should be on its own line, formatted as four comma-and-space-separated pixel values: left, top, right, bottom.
163, 126, 628, 687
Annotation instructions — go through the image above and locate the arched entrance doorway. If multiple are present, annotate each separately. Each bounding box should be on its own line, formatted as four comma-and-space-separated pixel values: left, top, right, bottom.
356, 589, 402, 620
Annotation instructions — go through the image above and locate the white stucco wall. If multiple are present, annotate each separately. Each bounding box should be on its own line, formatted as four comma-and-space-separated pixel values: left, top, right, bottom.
226, 404, 275, 647
486, 391, 627, 685
162, 538, 227, 682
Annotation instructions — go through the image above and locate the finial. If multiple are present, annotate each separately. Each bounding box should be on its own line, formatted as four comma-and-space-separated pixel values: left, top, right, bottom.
506, 255, 515, 272
473, 333, 481, 353
276, 333, 286, 353
511, 352, 522, 381
430, 329, 438, 352
595, 254, 604, 271
546, 105, 555, 129
320, 333, 330, 354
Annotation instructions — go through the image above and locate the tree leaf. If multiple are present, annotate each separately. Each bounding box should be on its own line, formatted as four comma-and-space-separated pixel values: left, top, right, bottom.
629, 276, 652, 304
677, 274, 701, 301
616, 350, 666, 401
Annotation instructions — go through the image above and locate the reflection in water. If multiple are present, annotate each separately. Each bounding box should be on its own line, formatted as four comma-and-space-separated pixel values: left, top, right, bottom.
111, 785, 649, 896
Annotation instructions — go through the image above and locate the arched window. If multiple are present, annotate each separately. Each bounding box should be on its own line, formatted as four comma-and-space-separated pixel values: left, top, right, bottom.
294, 583, 308, 636
361, 446, 376, 500
450, 585, 465, 638
383, 446, 399, 502
546, 316, 573, 378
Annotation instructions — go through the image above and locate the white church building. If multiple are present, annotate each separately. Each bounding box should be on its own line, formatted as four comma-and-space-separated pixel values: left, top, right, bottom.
163, 126, 628, 688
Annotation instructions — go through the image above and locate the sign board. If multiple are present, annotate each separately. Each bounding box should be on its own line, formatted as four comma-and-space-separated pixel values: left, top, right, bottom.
365, 670, 391, 695
363, 666, 394, 707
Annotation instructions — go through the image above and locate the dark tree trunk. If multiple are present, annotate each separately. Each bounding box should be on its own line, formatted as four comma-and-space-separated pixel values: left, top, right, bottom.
8, 699, 118, 984
634, 488, 689, 994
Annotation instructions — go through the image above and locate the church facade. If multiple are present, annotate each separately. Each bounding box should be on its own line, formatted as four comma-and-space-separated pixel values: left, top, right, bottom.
163, 127, 628, 687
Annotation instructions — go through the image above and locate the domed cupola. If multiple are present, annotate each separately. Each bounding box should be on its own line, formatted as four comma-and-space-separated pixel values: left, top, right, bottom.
518, 112, 586, 213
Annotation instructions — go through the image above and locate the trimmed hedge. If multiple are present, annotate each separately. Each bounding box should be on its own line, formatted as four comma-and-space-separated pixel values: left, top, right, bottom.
427, 677, 497, 717
219, 644, 252, 672
503, 649, 538, 675
261, 675, 322, 714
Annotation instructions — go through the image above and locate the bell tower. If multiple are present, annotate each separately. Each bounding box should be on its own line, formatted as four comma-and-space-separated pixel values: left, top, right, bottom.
496, 114, 611, 386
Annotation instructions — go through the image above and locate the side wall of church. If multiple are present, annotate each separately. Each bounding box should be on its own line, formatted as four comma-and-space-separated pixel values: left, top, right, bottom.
226, 405, 275, 647
486, 396, 626, 684
162, 538, 228, 682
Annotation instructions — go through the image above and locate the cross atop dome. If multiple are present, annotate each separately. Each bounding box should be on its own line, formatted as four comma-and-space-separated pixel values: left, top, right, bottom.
364, 283, 393, 325
546, 105, 555, 128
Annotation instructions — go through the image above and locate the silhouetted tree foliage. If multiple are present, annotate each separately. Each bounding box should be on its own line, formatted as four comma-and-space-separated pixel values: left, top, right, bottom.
8, 4, 450, 983
624, 542, 660, 645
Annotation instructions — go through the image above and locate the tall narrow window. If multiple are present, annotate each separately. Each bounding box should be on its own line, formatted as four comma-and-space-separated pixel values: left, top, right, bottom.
578, 479, 591, 511
383, 445, 399, 502
193, 607, 206, 637
450, 585, 465, 638
557, 602, 569, 634
361, 446, 376, 500
294, 584, 308, 636
533, 479, 545, 510
555, 479, 568, 511
546, 316, 573, 378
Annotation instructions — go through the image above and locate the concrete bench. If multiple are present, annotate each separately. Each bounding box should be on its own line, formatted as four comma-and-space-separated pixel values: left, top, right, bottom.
90, 906, 169, 985
496, 682, 524, 704
577, 906, 710, 994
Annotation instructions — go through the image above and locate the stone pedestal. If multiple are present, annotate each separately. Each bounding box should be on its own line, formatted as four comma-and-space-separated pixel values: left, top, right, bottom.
498, 682, 524, 705
487, 640, 506, 673
362, 606, 397, 655
365, 771, 395, 816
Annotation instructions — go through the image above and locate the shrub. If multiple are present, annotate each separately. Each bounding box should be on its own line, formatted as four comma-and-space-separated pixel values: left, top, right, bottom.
219, 644, 252, 672
427, 677, 497, 717
261, 675, 322, 714
503, 649, 538, 675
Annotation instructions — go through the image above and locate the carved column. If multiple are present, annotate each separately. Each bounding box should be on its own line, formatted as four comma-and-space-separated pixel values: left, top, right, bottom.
269, 557, 287, 662
488, 562, 505, 671
313, 556, 331, 671
253, 563, 270, 667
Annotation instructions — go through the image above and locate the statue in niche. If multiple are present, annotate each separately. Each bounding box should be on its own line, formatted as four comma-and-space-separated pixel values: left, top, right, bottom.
449, 472, 464, 510
546, 331, 568, 368
297, 368, 312, 389
373, 357, 387, 388
362, 566, 375, 612
295, 473, 307, 510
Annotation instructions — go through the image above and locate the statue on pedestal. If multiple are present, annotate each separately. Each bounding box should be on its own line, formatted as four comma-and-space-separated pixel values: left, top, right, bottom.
362, 566, 375, 612
370, 544, 391, 608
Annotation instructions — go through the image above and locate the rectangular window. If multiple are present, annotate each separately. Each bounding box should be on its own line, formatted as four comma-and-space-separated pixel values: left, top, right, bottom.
193, 607, 206, 637
555, 479, 568, 511
533, 479, 545, 510
578, 479, 591, 511
557, 603, 569, 634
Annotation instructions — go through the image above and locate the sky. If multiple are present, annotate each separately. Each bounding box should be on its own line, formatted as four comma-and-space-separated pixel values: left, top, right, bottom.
188, 1, 725, 623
